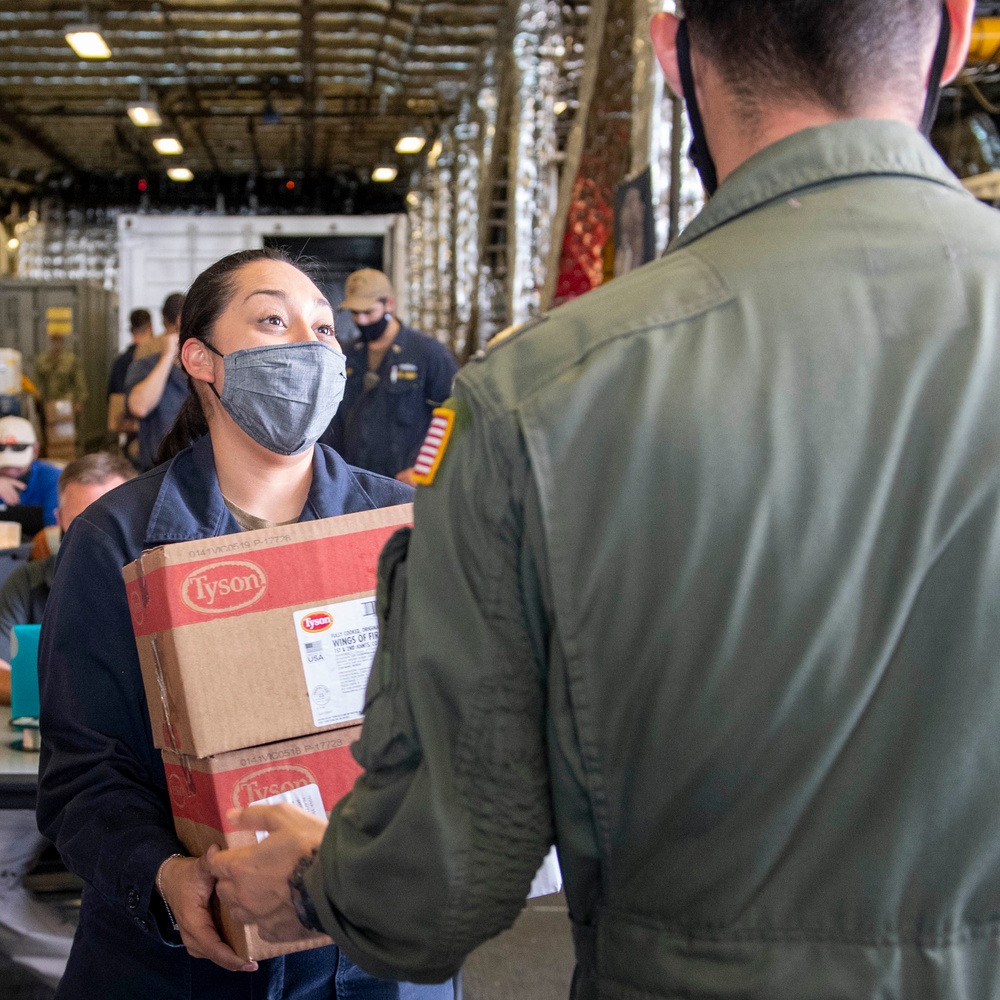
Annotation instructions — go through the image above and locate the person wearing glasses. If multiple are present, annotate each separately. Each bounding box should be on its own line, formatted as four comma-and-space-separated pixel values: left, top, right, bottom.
0, 417, 60, 527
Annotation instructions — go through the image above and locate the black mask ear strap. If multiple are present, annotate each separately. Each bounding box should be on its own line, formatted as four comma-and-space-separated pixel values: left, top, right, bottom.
199, 338, 223, 399
676, 19, 719, 196
920, 6, 951, 136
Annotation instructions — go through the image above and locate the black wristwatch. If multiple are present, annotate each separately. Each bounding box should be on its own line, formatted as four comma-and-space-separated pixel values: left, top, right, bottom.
289, 848, 325, 933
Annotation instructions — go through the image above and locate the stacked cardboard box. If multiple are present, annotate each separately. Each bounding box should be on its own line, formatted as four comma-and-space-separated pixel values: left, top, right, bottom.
43, 399, 76, 461
124, 504, 413, 959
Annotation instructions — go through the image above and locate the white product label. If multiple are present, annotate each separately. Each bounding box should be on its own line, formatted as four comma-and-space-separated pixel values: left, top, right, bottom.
292, 597, 380, 727
528, 846, 563, 899
248, 782, 327, 843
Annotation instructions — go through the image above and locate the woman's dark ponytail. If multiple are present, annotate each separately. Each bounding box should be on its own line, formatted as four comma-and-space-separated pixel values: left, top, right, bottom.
154, 388, 209, 465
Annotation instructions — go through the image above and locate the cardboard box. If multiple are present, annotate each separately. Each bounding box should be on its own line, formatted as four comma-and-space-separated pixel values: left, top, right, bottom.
0, 521, 22, 549
46, 420, 76, 444
44, 442, 76, 462
163, 725, 364, 961
107, 392, 126, 433
124, 504, 412, 757
43, 399, 74, 422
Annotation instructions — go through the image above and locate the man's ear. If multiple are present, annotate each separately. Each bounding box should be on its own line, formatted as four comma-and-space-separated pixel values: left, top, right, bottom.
650, 12, 684, 99
941, 0, 975, 84
180, 338, 216, 385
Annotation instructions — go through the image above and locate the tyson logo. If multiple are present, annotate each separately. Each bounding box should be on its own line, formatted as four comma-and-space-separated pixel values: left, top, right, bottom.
167, 771, 195, 811
181, 560, 267, 614
233, 765, 317, 808
301, 612, 333, 633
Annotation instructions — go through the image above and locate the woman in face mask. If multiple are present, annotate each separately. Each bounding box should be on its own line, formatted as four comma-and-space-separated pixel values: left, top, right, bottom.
36, 249, 455, 1000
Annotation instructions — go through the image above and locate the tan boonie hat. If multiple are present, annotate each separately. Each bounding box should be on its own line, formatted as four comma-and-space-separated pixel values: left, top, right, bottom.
340, 269, 393, 311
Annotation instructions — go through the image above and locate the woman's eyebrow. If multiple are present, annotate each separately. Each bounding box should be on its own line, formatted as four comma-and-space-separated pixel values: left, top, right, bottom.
243, 289, 332, 309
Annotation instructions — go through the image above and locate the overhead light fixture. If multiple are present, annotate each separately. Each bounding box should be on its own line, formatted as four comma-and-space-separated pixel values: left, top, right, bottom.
127, 102, 161, 127
427, 139, 443, 168
371, 166, 398, 183
153, 137, 184, 155
65, 26, 111, 60
167, 167, 194, 182
7, 238, 19, 251
395, 134, 426, 155
406, 191, 420, 207
553, 100, 568, 116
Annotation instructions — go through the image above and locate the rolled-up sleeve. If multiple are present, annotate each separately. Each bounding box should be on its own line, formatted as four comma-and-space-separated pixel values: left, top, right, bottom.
307, 394, 554, 982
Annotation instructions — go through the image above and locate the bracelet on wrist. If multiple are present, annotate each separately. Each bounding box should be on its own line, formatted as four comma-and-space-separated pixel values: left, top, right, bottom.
156, 853, 185, 931
289, 847, 324, 933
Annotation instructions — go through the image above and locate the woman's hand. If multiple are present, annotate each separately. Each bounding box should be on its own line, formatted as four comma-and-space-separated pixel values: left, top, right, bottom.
157, 854, 258, 973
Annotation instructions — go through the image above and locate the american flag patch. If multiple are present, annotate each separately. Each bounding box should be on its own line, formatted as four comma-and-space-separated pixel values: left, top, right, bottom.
412, 408, 455, 486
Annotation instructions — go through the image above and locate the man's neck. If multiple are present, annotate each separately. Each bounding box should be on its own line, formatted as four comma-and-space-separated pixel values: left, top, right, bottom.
700, 65, 922, 188
367, 316, 401, 367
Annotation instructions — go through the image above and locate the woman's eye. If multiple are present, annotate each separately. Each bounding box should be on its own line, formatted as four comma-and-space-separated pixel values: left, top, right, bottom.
260, 314, 286, 327
316, 325, 335, 338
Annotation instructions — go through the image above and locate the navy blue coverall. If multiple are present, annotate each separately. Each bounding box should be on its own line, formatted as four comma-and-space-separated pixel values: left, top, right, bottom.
36, 434, 451, 999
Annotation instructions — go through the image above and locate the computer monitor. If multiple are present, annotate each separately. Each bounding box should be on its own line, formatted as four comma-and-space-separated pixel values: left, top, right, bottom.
10, 622, 41, 721
0, 504, 44, 539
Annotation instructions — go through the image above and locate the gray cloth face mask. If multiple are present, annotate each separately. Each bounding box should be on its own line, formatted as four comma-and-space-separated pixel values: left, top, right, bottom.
203, 340, 347, 455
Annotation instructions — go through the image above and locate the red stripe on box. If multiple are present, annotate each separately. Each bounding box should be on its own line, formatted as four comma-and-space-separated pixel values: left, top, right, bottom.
164, 739, 363, 832
126, 524, 404, 636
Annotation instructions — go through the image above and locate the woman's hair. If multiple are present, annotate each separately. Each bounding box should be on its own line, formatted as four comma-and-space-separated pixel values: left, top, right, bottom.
155, 247, 319, 465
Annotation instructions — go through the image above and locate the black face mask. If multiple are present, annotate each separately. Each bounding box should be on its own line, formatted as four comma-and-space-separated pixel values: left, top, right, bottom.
676, 19, 718, 198
356, 314, 391, 344
920, 7, 951, 136
675, 7, 952, 199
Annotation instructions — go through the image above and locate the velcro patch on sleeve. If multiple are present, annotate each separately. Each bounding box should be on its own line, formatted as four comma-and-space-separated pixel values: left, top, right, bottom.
412, 408, 456, 486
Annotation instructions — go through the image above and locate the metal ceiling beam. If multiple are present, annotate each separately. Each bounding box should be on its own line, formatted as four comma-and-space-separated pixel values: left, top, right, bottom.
246, 115, 265, 175
365, 0, 402, 113
113, 121, 152, 172
301, 0, 317, 174
158, 3, 222, 174
0, 96, 79, 172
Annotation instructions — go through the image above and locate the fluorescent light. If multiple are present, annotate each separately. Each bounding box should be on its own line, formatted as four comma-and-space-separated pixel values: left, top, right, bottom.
153, 137, 184, 155
127, 102, 162, 127
65, 27, 111, 59
371, 166, 398, 183
167, 167, 194, 182
427, 139, 443, 168
395, 135, 426, 154
554, 100, 568, 115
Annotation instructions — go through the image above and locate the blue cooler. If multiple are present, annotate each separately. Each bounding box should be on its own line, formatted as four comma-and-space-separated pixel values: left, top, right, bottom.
10, 623, 41, 750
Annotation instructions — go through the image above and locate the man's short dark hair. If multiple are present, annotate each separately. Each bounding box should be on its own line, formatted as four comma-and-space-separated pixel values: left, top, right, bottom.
58, 452, 136, 498
683, 0, 941, 118
162, 292, 185, 327
129, 308, 152, 332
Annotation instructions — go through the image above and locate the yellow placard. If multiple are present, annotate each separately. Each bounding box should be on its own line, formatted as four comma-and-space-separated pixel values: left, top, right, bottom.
45, 307, 72, 321
46, 321, 72, 335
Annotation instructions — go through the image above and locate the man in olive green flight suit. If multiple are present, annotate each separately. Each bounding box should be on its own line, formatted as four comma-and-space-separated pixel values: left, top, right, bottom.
213, 1, 1000, 996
